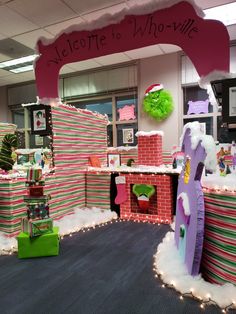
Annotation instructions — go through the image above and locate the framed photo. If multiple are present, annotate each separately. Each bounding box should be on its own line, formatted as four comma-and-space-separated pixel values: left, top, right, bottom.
122, 128, 134, 144
108, 154, 120, 168
35, 135, 44, 146
30, 104, 51, 135
199, 122, 206, 134
17, 154, 29, 165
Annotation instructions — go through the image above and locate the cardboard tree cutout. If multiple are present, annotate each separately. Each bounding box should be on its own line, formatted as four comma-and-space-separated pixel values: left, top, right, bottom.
34, 1, 229, 99
174, 122, 216, 276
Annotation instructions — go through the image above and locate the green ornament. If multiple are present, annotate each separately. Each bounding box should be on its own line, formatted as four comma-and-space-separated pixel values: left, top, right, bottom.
143, 90, 174, 121
127, 158, 135, 167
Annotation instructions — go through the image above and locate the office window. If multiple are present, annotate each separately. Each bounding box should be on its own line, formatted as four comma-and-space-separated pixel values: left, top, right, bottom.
182, 85, 219, 139
69, 90, 138, 147
11, 106, 50, 149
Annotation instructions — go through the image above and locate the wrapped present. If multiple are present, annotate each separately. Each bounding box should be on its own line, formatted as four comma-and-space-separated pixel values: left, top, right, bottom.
17, 227, 59, 258
25, 180, 45, 187
28, 186, 44, 197
24, 195, 50, 203
26, 203, 50, 219
22, 218, 53, 237
26, 168, 42, 182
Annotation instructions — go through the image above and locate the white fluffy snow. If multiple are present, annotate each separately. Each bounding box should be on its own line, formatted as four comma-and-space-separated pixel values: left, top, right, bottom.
0, 232, 17, 256
0, 207, 117, 255
180, 121, 217, 172
177, 192, 190, 216
87, 164, 181, 174
136, 130, 164, 137
16, 148, 51, 154
0, 172, 26, 179
154, 232, 236, 309
199, 70, 236, 89
202, 172, 236, 192
108, 146, 137, 152
54, 207, 117, 235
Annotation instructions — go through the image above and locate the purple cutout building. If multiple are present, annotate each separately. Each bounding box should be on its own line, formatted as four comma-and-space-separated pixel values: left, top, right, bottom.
174, 122, 216, 276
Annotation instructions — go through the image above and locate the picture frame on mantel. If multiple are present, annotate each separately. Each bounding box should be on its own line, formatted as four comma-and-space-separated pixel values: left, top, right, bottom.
30, 104, 51, 136
107, 154, 120, 168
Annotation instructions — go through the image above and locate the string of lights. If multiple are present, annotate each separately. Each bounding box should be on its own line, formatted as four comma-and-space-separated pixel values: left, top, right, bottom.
1, 215, 235, 314
152, 259, 236, 313
0, 217, 168, 256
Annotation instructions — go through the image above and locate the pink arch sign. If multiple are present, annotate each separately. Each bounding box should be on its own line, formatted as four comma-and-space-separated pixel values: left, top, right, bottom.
35, 1, 229, 99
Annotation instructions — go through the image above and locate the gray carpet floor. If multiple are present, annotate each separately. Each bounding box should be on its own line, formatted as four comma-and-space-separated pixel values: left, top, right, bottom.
0, 221, 230, 314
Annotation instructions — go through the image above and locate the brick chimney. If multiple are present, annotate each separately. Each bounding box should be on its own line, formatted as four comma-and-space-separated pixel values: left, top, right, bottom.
137, 131, 163, 166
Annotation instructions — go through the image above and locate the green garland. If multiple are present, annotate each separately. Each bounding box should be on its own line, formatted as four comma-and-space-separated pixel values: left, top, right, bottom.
143, 90, 174, 121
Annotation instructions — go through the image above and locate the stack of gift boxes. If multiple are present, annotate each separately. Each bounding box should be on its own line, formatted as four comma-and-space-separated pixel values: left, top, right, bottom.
17, 168, 59, 258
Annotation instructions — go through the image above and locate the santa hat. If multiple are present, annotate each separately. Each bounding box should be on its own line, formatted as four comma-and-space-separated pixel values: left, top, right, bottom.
145, 84, 163, 96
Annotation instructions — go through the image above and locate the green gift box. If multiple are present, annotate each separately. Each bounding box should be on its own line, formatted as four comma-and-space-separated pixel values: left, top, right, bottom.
17, 227, 59, 259
22, 218, 53, 237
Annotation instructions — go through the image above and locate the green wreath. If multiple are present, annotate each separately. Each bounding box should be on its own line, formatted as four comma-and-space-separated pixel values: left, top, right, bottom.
143, 90, 174, 121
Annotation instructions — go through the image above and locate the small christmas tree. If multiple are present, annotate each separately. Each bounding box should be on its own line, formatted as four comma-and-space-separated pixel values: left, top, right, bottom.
0, 134, 18, 171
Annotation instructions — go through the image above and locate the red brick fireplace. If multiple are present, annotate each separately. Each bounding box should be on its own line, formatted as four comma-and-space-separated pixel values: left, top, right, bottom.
120, 173, 173, 224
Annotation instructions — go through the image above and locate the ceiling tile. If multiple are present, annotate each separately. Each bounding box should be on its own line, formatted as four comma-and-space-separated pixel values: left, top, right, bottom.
7, 0, 77, 27
13, 29, 54, 50
194, 0, 236, 10
44, 17, 84, 36
0, 68, 9, 77
0, 72, 26, 85
63, 0, 125, 15
227, 24, 236, 41
125, 44, 164, 59
159, 44, 181, 54
0, 53, 9, 62
0, 69, 36, 86
0, 0, 13, 3
67, 59, 102, 71
126, 0, 153, 8
59, 65, 77, 75
20, 71, 35, 81
0, 38, 34, 58
0, 6, 38, 36
0, 78, 9, 87
0, 33, 6, 40
82, 3, 128, 22
94, 53, 131, 66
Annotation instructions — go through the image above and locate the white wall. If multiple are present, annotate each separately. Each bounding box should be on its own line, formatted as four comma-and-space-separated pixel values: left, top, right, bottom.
8, 83, 37, 106
138, 52, 182, 151
0, 86, 11, 122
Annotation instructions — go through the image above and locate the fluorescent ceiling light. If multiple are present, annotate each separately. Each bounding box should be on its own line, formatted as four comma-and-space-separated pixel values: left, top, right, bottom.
0, 54, 37, 69
204, 2, 236, 26
9, 64, 34, 73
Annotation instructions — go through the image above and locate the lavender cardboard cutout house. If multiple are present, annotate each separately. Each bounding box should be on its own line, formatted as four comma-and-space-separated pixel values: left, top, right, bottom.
174, 122, 216, 276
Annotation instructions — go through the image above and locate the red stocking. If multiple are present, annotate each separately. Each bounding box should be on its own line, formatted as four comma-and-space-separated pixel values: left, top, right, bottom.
115, 176, 127, 205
